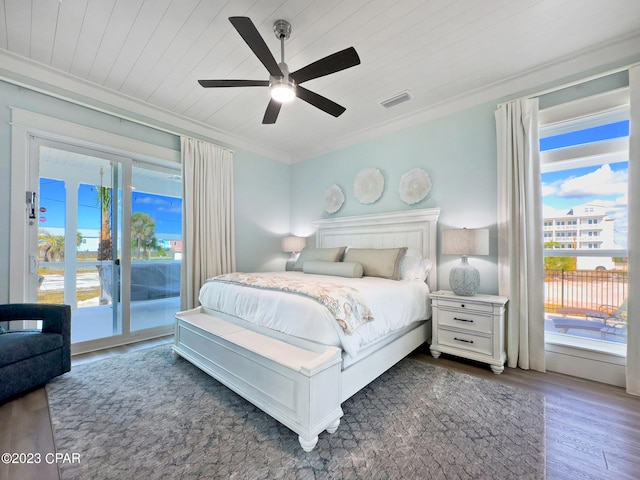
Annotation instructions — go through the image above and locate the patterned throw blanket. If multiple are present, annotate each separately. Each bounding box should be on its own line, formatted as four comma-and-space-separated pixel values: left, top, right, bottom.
210, 273, 374, 335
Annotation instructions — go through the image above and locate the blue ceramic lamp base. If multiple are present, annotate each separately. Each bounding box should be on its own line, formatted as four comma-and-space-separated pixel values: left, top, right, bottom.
449, 256, 480, 296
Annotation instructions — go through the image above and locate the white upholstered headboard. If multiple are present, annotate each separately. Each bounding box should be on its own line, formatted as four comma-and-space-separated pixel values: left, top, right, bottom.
312, 208, 440, 291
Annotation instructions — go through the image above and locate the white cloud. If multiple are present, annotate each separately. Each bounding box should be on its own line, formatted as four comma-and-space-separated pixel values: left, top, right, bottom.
541, 183, 557, 197
558, 164, 627, 198
134, 196, 164, 205
158, 205, 182, 214
542, 204, 568, 217
615, 192, 628, 207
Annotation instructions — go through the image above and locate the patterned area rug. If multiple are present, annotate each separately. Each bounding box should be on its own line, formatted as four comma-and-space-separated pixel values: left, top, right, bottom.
47, 345, 545, 479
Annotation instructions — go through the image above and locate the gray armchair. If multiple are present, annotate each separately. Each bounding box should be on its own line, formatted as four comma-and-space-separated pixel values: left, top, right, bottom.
0, 304, 71, 403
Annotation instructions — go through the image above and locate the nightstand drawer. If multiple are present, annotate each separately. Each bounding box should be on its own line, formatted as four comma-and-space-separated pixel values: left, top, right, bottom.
437, 328, 493, 356
434, 297, 495, 313
437, 309, 493, 334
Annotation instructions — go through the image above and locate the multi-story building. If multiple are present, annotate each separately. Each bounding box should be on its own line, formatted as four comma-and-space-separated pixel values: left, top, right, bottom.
543, 202, 617, 270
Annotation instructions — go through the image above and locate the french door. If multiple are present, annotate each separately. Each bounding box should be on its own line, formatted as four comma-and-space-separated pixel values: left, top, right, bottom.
28, 137, 178, 353
31, 137, 129, 347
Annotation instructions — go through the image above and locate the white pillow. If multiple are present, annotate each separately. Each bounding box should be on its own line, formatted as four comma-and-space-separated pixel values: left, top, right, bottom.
400, 248, 432, 281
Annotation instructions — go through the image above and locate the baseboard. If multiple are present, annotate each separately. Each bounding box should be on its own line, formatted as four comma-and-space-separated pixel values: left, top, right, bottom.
545, 347, 626, 387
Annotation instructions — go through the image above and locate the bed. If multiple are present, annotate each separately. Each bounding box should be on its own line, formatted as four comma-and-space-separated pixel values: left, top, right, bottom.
173, 208, 440, 451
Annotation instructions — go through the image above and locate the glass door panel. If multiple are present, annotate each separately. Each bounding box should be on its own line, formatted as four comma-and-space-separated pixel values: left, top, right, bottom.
38, 145, 123, 343
31, 137, 178, 351
130, 165, 182, 332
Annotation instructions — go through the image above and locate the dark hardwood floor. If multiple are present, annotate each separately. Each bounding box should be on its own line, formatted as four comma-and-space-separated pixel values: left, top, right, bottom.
412, 351, 640, 480
2, 339, 639, 480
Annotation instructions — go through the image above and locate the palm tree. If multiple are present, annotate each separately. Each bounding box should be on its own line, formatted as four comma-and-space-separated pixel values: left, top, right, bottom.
39, 231, 65, 262
131, 212, 156, 260
96, 185, 112, 261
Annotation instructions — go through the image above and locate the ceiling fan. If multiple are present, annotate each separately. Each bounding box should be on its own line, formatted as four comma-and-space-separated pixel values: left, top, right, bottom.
198, 17, 361, 124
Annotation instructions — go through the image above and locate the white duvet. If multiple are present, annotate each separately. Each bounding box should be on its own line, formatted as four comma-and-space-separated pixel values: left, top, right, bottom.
198, 271, 430, 358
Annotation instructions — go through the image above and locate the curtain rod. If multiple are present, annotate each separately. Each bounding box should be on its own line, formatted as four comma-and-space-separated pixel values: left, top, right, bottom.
496, 61, 640, 108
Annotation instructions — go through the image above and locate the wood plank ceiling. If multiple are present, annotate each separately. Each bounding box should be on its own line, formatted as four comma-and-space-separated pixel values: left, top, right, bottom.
1, 0, 640, 162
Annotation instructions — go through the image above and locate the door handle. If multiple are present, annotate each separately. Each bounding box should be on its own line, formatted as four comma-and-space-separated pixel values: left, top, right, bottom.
29, 255, 39, 274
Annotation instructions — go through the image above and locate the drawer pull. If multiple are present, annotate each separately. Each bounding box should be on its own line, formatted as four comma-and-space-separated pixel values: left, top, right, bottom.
454, 337, 474, 344
454, 317, 474, 323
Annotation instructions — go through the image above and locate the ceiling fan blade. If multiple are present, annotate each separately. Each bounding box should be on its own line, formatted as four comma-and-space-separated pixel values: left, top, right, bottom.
262, 99, 282, 124
229, 17, 283, 77
290, 47, 360, 84
296, 86, 346, 117
198, 79, 269, 88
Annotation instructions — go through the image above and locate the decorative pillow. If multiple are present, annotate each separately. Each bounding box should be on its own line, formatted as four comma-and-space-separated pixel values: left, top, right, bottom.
400, 248, 433, 281
303, 261, 364, 278
293, 246, 346, 271
342, 247, 407, 280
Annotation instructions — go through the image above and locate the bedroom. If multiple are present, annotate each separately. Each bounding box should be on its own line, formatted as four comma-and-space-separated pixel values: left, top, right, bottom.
1, 1, 640, 478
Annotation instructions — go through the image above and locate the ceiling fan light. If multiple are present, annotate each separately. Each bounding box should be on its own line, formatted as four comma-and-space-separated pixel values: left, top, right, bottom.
270, 80, 296, 103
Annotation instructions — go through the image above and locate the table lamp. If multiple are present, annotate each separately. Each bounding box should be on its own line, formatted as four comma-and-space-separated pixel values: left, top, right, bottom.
282, 236, 306, 270
441, 228, 489, 296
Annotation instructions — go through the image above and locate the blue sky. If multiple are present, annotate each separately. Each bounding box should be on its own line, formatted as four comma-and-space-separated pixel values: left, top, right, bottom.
540, 121, 629, 248
541, 162, 628, 247
39, 179, 182, 236
541, 162, 628, 211
539, 120, 628, 151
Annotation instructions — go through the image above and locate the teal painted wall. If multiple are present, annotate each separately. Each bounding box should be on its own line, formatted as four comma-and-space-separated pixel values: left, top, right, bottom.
2, 60, 635, 302
234, 149, 291, 272
291, 101, 500, 294
0, 80, 289, 302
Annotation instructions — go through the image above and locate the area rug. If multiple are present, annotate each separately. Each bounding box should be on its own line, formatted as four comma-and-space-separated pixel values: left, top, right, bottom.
47, 345, 545, 479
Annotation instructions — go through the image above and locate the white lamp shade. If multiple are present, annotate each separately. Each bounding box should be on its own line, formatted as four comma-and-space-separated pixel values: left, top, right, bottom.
281, 236, 306, 253
441, 228, 489, 256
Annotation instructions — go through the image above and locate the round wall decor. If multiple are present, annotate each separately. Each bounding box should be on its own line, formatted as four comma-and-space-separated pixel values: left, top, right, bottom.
324, 184, 345, 213
399, 168, 431, 204
353, 168, 384, 204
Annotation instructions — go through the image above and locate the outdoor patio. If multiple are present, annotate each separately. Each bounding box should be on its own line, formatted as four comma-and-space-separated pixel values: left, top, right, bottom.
544, 268, 628, 345
71, 296, 179, 343
544, 314, 626, 344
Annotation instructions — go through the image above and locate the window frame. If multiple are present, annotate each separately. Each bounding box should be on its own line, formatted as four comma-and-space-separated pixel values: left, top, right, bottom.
539, 87, 629, 356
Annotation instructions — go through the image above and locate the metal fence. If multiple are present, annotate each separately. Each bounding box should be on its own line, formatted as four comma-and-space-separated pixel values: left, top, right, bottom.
544, 269, 628, 313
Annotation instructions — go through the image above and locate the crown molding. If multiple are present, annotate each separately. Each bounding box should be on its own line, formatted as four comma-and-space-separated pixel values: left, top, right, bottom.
292, 31, 640, 163
2, 28, 639, 166
0, 49, 293, 164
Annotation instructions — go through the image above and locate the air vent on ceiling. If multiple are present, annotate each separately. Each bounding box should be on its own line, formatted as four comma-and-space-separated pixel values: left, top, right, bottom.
379, 90, 411, 108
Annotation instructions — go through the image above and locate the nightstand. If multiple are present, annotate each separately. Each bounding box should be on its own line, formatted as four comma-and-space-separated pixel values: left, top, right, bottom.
430, 290, 508, 374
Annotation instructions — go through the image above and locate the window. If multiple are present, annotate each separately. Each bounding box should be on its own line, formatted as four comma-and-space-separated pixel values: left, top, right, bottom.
539, 87, 629, 351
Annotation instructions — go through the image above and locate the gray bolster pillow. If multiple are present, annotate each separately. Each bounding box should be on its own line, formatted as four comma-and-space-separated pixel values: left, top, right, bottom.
302, 261, 364, 278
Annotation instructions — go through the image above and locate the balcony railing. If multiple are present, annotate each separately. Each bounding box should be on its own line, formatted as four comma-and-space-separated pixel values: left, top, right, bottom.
545, 269, 627, 311
544, 269, 627, 343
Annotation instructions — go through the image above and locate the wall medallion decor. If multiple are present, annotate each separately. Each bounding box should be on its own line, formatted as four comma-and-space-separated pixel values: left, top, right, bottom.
324, 184, 345, 213
399, 168, 431, 204
353, 168, 384, 204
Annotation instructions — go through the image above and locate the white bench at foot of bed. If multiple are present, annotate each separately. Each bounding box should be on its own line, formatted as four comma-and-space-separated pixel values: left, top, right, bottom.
173, 307, 343, 452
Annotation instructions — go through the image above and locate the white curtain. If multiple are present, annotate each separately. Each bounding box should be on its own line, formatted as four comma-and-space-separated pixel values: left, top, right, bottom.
626, 65, 640, 395
180, 136, 235, 310
495, 98, 545, 372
